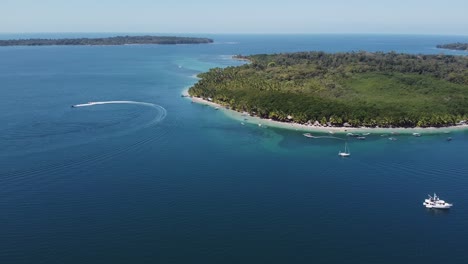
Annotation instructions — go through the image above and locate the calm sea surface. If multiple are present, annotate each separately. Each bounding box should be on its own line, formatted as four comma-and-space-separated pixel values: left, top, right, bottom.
1, 34, 468, 264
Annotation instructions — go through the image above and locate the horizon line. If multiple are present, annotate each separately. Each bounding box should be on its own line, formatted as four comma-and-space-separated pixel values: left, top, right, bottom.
0, 32, 468, 37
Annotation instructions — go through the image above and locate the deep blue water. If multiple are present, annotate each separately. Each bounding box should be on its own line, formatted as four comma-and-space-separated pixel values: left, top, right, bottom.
1, 34, 468, 264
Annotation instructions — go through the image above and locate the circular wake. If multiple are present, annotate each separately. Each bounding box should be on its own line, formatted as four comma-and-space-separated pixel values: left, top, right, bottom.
0, 100, 171, 191
72, 101, 167, 127
1, 100, 167, 156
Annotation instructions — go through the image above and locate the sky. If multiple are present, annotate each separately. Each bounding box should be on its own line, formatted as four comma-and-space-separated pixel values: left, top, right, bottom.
1, 0, 467, 35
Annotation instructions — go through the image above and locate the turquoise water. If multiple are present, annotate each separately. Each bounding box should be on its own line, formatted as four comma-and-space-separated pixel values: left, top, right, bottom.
1, 34, 468, 263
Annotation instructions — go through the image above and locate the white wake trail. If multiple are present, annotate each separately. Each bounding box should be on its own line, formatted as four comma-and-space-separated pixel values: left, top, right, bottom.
73, 101, 156, 107
72, 100, 167, 126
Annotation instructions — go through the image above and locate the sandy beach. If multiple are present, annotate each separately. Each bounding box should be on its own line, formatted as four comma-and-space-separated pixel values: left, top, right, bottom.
185, 93, 468, 135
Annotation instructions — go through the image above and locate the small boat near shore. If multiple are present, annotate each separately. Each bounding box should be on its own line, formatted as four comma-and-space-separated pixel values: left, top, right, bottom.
303, 133, 314, 138
71, 102, 95, 108
338, 143, 350, 157
423, 193, 452, 209
413, 132, 421, 137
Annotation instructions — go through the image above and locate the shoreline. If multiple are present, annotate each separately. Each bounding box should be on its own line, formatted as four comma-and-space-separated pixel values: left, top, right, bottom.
232, 56, 252, 62
187, 96, 468, 134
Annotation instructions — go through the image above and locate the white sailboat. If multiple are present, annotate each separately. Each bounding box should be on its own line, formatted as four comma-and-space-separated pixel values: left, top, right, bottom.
338, 143, 350, 157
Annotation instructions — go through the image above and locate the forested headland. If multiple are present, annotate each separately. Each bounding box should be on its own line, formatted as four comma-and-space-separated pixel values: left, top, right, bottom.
188, 51, 468, 128
0, 36, 213, 46
437, 43, 468, 51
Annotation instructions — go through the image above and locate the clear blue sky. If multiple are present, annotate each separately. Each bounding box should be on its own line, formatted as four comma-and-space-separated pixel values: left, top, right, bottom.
2, 0, 467, 34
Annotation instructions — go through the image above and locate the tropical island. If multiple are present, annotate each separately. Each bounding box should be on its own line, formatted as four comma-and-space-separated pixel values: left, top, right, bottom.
0, 35, 213, 46
188, 51, 468, 128
436, 43, 468, 51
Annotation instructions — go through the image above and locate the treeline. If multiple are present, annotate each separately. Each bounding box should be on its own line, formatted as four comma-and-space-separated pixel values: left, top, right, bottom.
0, 36, 214, 46
437, 43, 468, 51
235, 51, 468, 85
189, 51, 468, 128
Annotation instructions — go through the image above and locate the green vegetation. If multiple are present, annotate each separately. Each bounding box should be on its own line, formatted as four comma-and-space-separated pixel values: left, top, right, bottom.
0, 36, 213, 46
189, 51, 468, 128
437, 43, 468, 51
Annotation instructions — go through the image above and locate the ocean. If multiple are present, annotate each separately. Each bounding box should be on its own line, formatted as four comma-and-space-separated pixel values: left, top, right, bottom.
1, 34, 468, 264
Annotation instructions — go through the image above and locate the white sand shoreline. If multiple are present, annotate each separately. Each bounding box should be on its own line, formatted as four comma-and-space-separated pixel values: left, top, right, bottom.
186, 95, 468, 135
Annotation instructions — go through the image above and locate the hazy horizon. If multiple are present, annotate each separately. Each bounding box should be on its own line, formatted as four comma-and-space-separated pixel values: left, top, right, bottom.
2, 0, 467, 35
1, 32, 468, 36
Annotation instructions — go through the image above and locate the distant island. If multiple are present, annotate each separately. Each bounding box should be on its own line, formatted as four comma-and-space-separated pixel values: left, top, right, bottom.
436, 43, 468, 51
189, 51, 468, 128
0, 35, 214, 46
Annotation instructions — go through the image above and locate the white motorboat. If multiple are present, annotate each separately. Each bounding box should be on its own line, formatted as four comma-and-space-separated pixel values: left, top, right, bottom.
423, 193, 453, 209
303, 133, 314, 138
413, 132, 422, 137
338, 143, 350, 157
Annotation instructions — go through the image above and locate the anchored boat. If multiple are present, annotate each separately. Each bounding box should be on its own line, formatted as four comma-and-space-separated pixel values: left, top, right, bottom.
423, 193, 453, 209
338, 143, 350, 157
